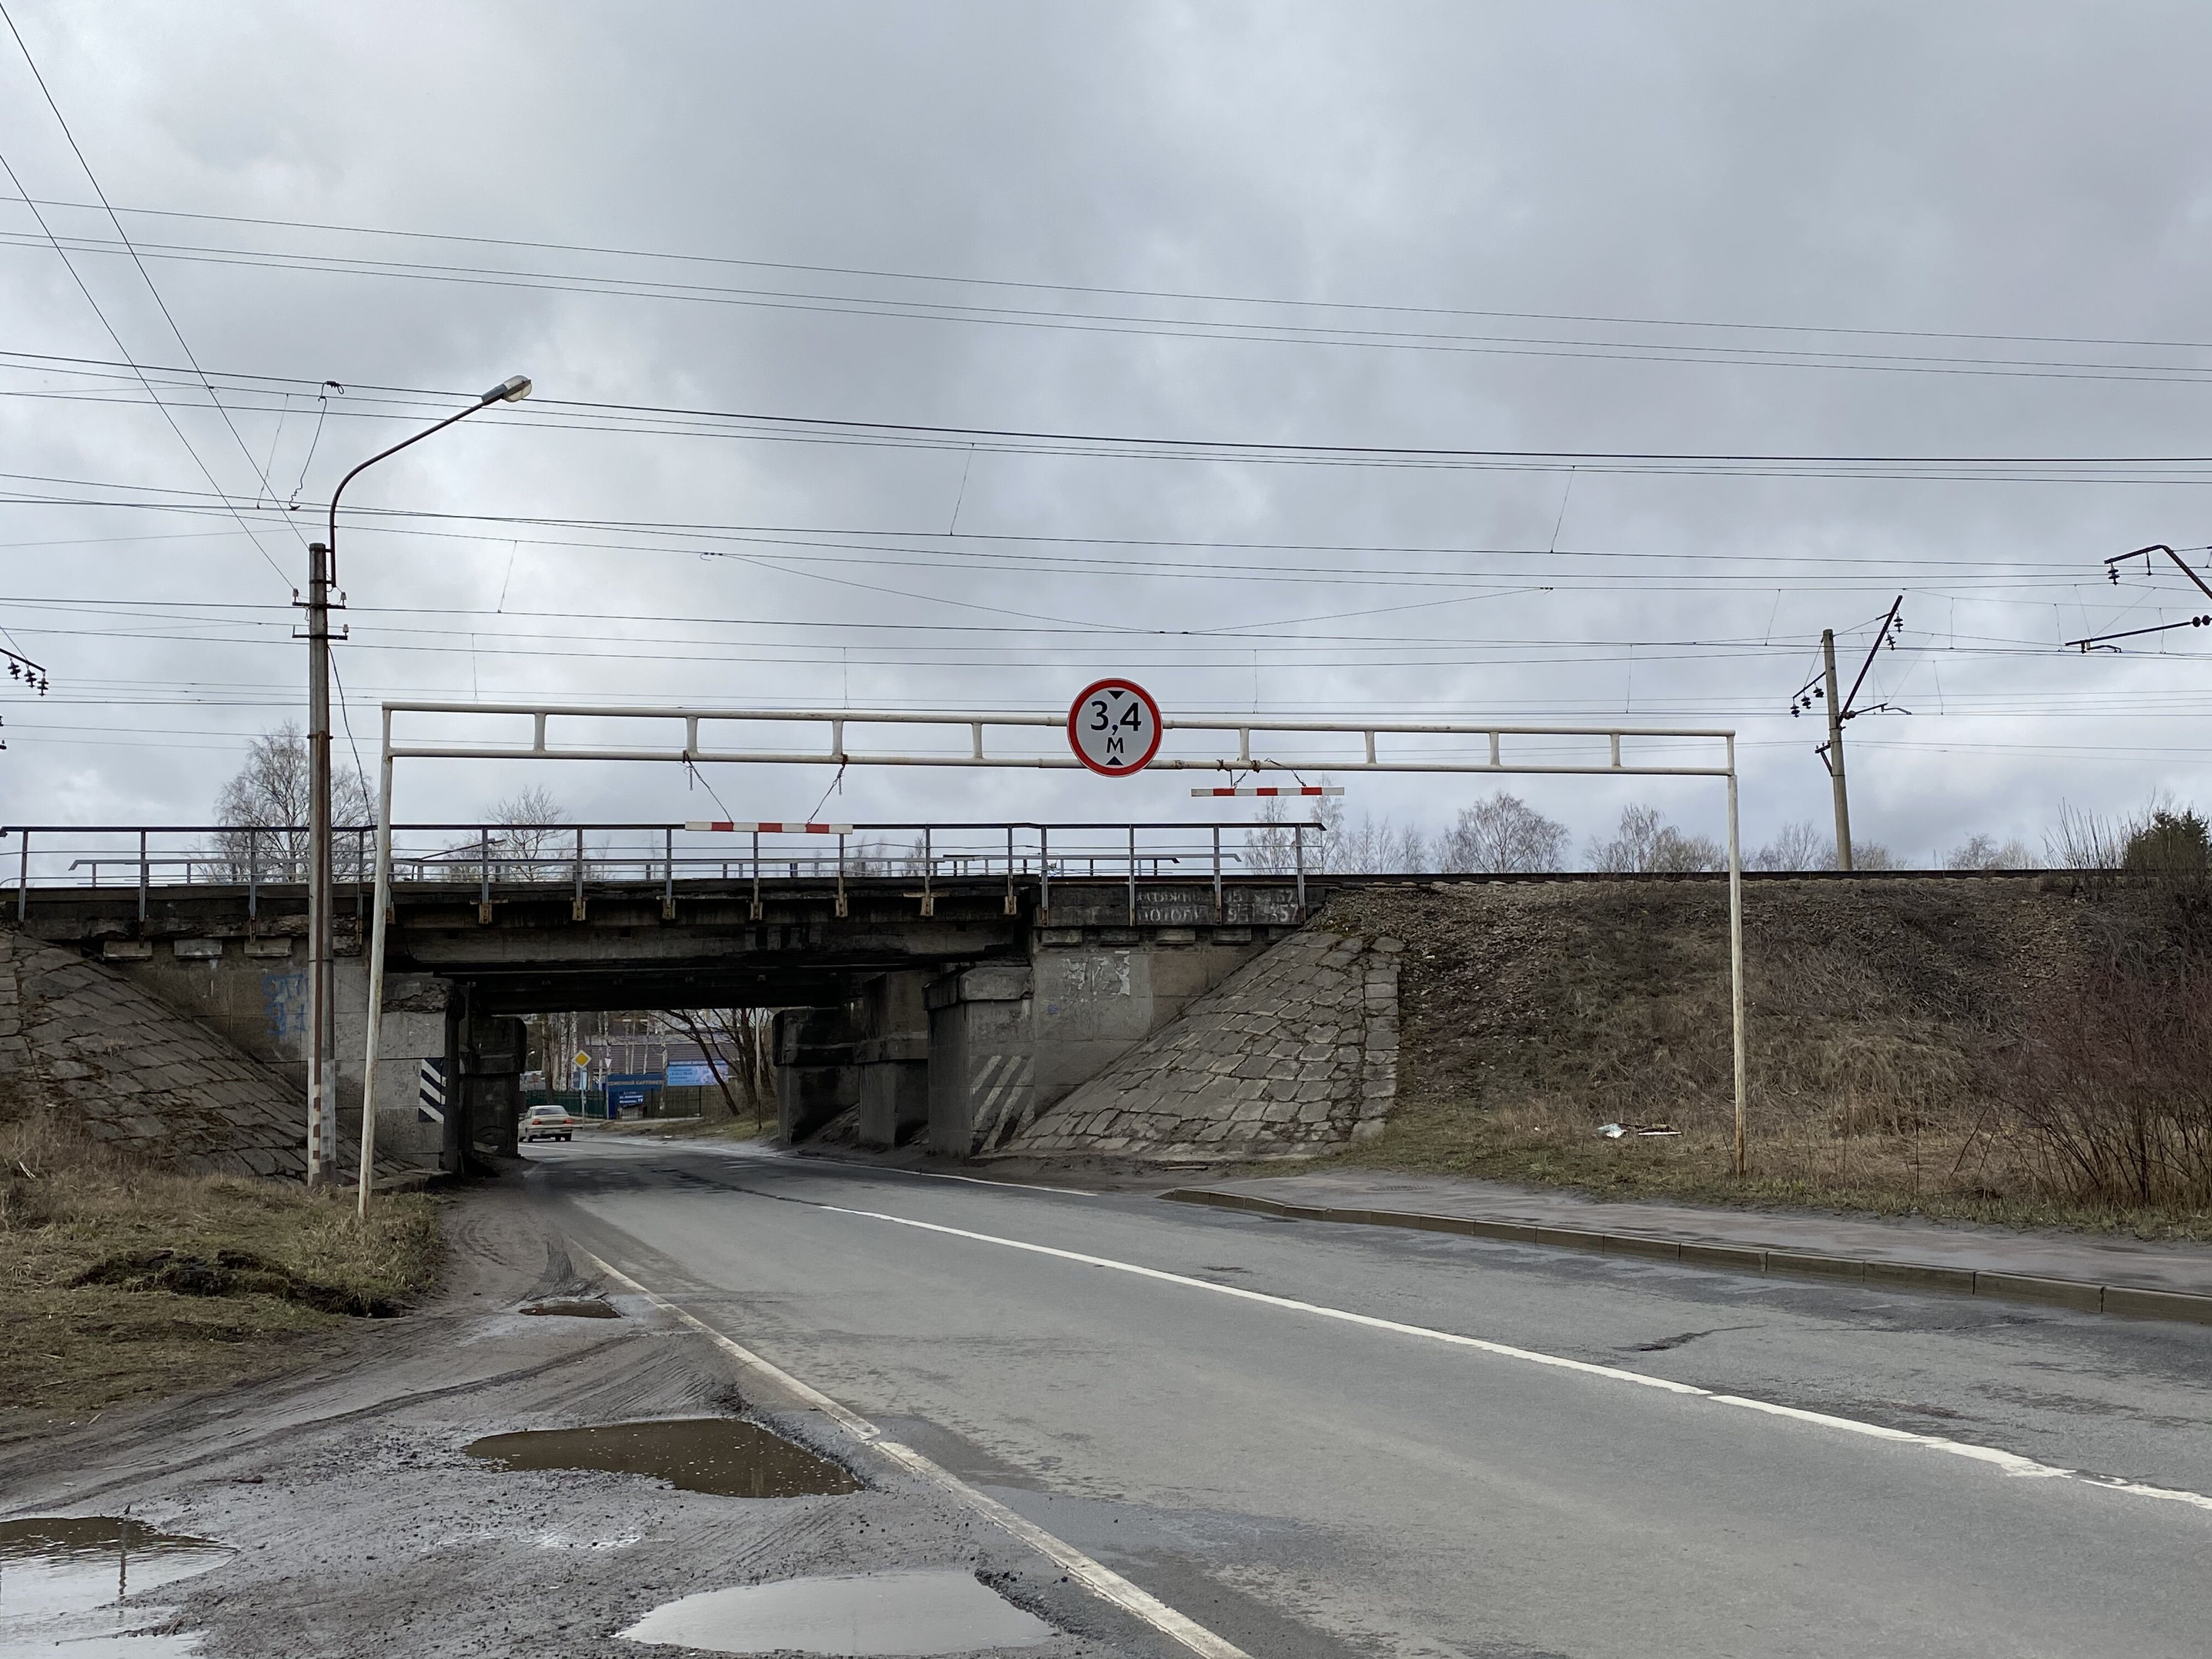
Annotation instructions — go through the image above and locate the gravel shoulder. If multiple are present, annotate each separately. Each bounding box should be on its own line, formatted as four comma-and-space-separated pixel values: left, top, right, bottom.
0, 1175, 1163, 1658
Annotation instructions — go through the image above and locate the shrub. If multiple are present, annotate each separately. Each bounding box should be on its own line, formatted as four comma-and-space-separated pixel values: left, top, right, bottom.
2122, 809, 2211, 875
2007, 961, 2212, 1206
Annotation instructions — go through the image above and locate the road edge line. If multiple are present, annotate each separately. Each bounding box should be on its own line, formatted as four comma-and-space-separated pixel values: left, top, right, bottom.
1160, 1189, 2212, 1327
567, 1243, 1253, 1659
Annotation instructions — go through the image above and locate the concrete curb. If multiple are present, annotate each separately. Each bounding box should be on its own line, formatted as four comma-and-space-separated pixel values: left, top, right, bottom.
1160, 1188, 2212, 1327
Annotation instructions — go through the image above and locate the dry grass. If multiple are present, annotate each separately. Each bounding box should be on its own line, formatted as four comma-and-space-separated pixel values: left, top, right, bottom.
1327, 877, 2212, 1239
0, 1114, 445, 1441
654, 1119, 776, 1142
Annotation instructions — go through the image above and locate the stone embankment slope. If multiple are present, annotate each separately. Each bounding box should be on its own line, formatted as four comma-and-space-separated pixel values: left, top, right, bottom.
0, 927, 306, 1178
1004, 925, 1401, 1161
999, 875, 2164, 1195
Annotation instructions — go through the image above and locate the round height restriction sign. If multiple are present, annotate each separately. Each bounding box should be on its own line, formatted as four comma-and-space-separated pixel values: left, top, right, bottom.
1067, 679, 1164, 776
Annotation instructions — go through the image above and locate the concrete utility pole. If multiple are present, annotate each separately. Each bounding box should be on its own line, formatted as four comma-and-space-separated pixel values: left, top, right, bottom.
315, 373, 530, 1200
1821, 628, 1852, 873
1793, 596, 1905, 874
303, 541, 337, 1183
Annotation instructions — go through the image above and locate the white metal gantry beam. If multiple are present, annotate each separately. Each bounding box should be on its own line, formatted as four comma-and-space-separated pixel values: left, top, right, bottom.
377, 700, 1738, 777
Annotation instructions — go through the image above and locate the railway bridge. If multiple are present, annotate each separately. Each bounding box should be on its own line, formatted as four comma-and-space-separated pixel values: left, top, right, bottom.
3, 818, 1330, 1172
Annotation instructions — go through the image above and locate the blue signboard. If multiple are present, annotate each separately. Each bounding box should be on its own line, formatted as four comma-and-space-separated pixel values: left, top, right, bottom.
666, 1060, 728, 1088
611, 1084, 650, 1110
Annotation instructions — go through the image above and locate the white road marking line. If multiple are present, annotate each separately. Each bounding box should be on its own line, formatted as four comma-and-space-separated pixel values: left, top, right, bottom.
570, 1245, 1250, 1659
803, 1201, 2212, 1517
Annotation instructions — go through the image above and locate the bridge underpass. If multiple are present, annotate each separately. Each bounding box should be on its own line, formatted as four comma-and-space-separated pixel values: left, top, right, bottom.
4, 819, 1326, 1176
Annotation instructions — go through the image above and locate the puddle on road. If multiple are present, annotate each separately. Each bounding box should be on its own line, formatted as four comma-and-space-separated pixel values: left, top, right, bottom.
0, 1516, 229, 1658
466, 1418, 859, 1498
619, 1568, 1054, 1656
520, 1297, 621, 1318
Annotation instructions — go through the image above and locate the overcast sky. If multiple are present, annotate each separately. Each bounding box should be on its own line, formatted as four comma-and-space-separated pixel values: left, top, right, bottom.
5, 1, 2212, 867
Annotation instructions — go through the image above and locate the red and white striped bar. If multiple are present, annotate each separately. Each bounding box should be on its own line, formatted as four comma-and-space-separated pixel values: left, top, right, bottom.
684, 820, 856, 833
1189, 786, 1344, 797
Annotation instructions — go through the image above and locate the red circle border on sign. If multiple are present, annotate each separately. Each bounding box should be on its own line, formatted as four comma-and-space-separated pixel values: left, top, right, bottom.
1066, 678, 1165, 777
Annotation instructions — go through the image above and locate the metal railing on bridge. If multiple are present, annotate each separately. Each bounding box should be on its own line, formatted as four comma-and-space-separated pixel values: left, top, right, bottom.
1, 818, 1329, 925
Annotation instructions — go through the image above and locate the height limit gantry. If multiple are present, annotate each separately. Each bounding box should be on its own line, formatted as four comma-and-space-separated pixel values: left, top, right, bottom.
373, 700, 1740, 778
357, 701, 1752, 1208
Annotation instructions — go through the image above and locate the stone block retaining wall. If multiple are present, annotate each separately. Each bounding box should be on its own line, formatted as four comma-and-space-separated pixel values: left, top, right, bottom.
1003, 925, 1401, 1161
0, 927, 307, 1178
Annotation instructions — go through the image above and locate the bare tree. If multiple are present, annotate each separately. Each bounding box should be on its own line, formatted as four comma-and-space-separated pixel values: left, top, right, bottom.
1588, 804, 1724, 873
1438, 793, 1567, 873
1947, 832, 2036, 870
658, 1006, 777, 1127
478, 785, 571, 882
1240, 783, 1347, 875
1326, 813, 1426, 874
660, 1009, 747, 1123
1750, 820, 1908, 872
1242, 798, 1293, 875
848, 835, 900, 877
1751, 819, 1827, 871
208, 723, 374, 881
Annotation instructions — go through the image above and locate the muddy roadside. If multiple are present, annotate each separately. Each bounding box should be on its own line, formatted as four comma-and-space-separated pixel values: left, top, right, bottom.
0, 1116, 446, 1450
0, 1173, 1168, 1657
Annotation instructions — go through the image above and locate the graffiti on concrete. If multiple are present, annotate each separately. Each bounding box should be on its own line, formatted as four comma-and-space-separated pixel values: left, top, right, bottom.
262, 971, 307, 1043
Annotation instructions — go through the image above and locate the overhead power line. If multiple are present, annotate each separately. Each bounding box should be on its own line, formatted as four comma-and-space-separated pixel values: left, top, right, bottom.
20, 352, 2212, 483
14, 458, 2212, 571
11, 195, 2212, 385
12, 192, 2212, 356
0, 5, 299, 547
28, 382, 2212, 482
0, 19, 291, 588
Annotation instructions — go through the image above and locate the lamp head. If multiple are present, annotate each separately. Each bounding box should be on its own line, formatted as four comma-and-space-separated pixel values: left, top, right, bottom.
481, 374, 533, 404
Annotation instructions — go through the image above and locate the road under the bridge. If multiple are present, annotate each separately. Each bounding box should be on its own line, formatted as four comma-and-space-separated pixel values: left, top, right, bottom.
539, 1136, 2212, 1659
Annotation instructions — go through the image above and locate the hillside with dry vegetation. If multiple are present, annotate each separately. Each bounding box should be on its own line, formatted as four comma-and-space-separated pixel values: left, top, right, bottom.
1326, 875, 2212, 1236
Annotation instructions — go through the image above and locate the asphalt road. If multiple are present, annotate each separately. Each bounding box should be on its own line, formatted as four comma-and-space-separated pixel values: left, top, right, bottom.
532, 1137, 2212, 1659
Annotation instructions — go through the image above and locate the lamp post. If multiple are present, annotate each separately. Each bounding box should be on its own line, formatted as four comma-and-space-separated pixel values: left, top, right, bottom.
305, 374, 530, 1193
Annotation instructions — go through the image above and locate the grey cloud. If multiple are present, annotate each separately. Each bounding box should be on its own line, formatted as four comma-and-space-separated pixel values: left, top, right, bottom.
1, 0, 2208, 861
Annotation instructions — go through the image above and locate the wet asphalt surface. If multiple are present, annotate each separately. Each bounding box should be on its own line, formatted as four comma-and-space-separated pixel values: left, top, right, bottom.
0, 1177, 1169, 1659
4, 1140, 2210, 1657
541, 1138, 2212, 1659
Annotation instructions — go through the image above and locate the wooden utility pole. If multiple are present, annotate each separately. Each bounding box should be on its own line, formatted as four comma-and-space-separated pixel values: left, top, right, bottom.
1821, 628, 1852, 872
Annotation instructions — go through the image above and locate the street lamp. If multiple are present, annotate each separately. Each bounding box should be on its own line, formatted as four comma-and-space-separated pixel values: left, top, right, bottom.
302, 374, 530, 1194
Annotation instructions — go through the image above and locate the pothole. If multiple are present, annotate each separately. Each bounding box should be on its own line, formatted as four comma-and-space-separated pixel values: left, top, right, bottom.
619, 1568, 1055, 1655
465, 1418, 859, 1498
0, 1516, 229, 1657
520, 1298, 620, 1318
